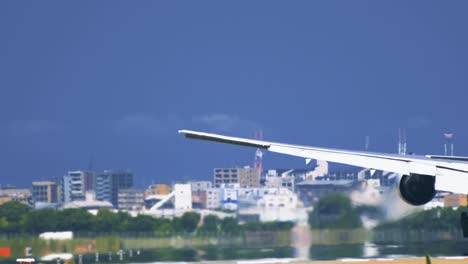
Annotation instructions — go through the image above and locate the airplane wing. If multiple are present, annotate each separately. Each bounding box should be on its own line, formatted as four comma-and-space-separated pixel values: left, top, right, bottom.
179, 129, 468, 195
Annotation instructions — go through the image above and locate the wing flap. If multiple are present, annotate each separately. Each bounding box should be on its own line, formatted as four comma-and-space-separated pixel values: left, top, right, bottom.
269, 145, 411, 175
436, 168, 468, 194
427, 155, 468, 162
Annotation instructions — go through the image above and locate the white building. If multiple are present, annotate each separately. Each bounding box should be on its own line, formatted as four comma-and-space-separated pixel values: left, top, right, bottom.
264, 170, 295, 192
62, 192, 113, 210
238, 188, 303, 222
257, 188, 298, 209
238, 188, 267, 198
204, 183, 301, 214
220, 184, 239, 211
206, 188, 221, 209
174, 184, 192, 210
190, 181, 212, 193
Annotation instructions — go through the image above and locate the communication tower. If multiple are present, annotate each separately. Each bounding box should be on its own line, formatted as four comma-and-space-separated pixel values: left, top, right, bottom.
253, 130, 263, 173
444, 132, 454, 156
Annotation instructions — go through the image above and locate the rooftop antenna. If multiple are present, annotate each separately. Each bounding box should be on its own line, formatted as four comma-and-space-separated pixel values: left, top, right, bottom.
444, 131, 454, 156
365, 136, 370, 151
87, 156, 95, 172
403, 129, 407, 155
398, 128, 407, 155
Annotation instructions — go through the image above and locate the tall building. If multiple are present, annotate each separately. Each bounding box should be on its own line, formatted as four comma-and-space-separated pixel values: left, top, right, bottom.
214, 168, 237, 188
96, 170, 133, 208
63, 171, 86, 202
32, 181, 59, 205
238, 167, 261, 188
83, 171, 95, 191
51, 177, 64, 203
95, 173, 111, 203
213, 166, 260, 188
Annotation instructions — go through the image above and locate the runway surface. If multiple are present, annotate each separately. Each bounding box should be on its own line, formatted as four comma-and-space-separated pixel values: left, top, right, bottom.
188, 256, 468, 264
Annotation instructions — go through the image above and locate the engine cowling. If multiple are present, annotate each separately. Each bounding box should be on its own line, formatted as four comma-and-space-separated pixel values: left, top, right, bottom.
398, 174, 436, 206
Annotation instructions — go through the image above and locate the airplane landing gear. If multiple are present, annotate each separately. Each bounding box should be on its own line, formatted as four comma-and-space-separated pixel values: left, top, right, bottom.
461, 212, 468, 237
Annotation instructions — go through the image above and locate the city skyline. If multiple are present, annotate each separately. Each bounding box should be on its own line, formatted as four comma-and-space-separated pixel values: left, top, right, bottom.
2, 1, 468, 187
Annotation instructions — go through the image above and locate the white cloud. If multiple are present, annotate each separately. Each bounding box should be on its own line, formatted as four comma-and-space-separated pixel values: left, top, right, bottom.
113, 114, 164, 135
192, 113, 261, 133
112, 113, 183, 136
112, 113, 262, 137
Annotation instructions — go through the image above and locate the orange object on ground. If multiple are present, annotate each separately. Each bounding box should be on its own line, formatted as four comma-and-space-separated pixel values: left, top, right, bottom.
0, 247, 11, 257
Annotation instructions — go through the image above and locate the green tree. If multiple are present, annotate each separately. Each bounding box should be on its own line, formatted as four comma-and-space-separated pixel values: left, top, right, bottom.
57, 209, 93, 232
23, 209, 59, 233
116, 211, 132, 232
92, 209, 120, 233
200, 215, 220, 234
220, 217, 239, 234
0, 201, 30, 232
154, 218, 174, 235
375, 206, 468, 231
243, 221, 294, 231
0, 216, 8, 231
308, 193, 362, 229
129, 214, 155, 232
179, 212, 200, 233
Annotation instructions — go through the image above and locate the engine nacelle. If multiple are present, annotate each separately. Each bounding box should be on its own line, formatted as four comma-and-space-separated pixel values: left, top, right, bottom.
398, 174, 436, 206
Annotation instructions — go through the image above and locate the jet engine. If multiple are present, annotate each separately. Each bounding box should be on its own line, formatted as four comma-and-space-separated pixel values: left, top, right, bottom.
398, 174, 436, 206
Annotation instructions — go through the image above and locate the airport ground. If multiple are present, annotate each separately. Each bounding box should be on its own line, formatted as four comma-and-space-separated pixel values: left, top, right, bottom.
196, 257, 468, 264
301, 258, 468, 264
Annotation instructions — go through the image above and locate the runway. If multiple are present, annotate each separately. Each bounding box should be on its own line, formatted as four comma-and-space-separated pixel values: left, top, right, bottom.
190, 256, 468, 264
300, 257, 468, 264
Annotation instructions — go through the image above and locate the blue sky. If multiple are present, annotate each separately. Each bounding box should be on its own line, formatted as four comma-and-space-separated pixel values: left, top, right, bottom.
1, 1, 468, 187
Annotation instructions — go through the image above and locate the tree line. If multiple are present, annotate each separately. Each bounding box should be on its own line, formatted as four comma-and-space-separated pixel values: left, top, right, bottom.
375, 206, 468, 231
308, 192, 468, 233
308, 193, 363, 229
0, 201, 293, 235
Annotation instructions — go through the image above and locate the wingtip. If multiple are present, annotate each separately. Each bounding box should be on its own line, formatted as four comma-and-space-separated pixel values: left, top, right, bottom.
179, 129, 199, 136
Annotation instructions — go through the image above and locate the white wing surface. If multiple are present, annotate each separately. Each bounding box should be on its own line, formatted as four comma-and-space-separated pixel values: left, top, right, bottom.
179, 129, 468, 195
